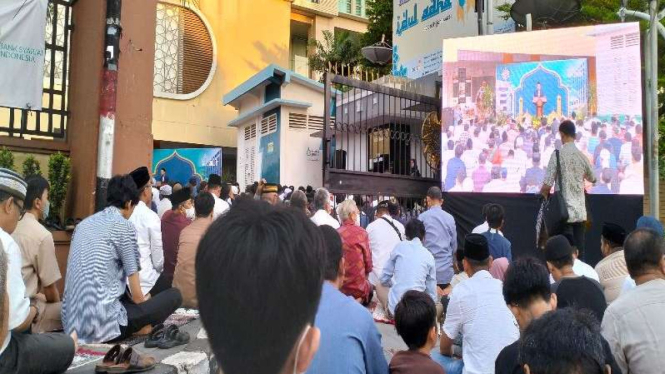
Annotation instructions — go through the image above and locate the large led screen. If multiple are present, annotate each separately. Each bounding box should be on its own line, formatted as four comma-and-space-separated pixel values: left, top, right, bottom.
440, 23, 643, 195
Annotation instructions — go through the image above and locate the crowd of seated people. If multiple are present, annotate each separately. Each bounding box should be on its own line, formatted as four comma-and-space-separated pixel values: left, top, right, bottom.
3, 166, 665, 374
442, 113, 644, 194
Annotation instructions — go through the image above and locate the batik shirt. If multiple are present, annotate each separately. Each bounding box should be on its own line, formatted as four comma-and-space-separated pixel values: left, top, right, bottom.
62, 207, 140, 344
544, 142, 596, 223
338, 221, 372, 301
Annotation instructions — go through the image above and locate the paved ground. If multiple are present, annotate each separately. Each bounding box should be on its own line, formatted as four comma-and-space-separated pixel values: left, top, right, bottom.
69, 319, 408, 374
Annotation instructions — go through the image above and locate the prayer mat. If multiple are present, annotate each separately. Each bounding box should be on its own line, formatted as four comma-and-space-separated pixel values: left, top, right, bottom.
68, 345, 115, 371
367, 301, 394, 325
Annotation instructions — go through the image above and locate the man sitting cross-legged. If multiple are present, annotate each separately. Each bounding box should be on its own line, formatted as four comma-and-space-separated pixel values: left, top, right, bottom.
480, 203, 512, 262
390, 290, 444, 374
173, 192, 215, 308
379, 219, 437, 317
128, 167, 169, 297
495, 257, 619, 374
306, 225, 388, 374
368, 200, 404, 309
433, 234, 519, 374
0, 168, 77, 374
196, 199, 324, 374
63, 175, 182, 344
595, 222, 628, 304
545, 235, 606, 323
11, 175, 63, 333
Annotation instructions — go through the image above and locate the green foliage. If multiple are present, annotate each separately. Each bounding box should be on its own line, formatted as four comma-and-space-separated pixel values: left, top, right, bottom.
0, 148, 15, 171
308, 30, 362, 78
47, 152, 71, 223
360, 0, 393, 73
361, 0, 393, 46
495, 3, 512, 21
22, 155, 42, 177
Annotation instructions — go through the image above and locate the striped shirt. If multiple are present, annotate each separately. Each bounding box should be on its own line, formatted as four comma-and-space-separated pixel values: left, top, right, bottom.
62, 207, 140, 344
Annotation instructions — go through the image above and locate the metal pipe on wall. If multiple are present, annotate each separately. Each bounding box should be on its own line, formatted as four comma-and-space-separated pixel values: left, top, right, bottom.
95, 0, 122, 212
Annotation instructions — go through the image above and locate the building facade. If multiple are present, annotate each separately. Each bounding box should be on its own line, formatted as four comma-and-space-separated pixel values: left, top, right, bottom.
224, 65, 328, 188
151, 0, 369, 176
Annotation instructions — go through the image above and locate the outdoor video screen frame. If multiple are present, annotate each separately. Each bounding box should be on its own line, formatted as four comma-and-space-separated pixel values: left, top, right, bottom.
440, 23, 644, 195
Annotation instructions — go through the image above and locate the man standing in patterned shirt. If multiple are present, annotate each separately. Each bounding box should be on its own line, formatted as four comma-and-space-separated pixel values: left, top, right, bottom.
541, 120, 596, 255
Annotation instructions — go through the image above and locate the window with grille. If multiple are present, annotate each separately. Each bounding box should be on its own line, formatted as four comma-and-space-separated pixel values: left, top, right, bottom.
153, 2, 216, 99
289, 113, 308, 130
345, 0, 352, 13
289, 112, 332, 131
260, 114, 277, 135
0, 0, 73, 140
355, 0, 362, 16
244, 124, 257, 140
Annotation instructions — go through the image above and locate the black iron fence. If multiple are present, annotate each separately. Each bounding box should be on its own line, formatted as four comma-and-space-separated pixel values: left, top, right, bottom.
0, 0, 73, 140
323, 73, 441, 198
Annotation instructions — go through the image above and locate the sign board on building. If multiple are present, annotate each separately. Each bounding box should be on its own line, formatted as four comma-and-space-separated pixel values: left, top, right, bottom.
153, 148, 223, 185
0, 0, 47, 110
392, 0, 515, 79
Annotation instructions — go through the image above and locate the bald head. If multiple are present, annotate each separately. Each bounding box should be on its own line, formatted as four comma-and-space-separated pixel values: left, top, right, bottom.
624, 228, 665, 279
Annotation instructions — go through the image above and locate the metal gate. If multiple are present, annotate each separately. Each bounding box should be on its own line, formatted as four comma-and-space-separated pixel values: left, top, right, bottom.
0, 0, 73, 140
322, 73, 441, 221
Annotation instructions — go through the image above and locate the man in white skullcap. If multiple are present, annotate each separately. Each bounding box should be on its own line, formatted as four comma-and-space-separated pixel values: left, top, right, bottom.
157, 184, 173, 219
0, 168, 77, 373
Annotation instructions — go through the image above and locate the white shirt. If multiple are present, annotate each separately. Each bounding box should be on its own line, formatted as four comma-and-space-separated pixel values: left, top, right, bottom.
151, 187, 160, 207
602, 279, 665, 374
443, 270, 519, 374
1, 228, 30, 354
366, 215, 404, 285
573, 259, 599, 282
310, 209, 340, 229
129, 201, 164, 295
550, 259, 601, 284
157, 197, 172, 219
213, 195, 230, 220
621, 277, 637, 294
472, 222, 504, 236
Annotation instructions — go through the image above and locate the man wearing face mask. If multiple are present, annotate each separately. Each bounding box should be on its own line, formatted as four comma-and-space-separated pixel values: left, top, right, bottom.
12, 175, 62, 333
337, 199, 373, 305
128, 167, 168, 297
161, 187, 193, 286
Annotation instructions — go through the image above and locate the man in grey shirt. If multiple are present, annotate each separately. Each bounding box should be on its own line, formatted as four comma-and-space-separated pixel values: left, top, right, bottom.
418, 186, 457, 289
541, 120, 596, 255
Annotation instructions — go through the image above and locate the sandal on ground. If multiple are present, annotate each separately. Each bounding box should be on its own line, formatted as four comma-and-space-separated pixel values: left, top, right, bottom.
95, 344, 123, 373
107, 347, 156, 373
143, 323, 165, 348
157, 325, 190, 349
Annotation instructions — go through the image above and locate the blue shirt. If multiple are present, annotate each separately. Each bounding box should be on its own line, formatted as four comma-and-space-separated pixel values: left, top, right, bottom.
307, 282, 388, 374
380, 238, 437, 315
445, 157, 465, 191
481, 230, 512, 262
418, 206, 457, 284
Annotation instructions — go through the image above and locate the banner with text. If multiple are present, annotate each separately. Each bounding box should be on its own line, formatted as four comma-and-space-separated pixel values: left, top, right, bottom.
0, 0, 47, 110
393, 0, 515, 79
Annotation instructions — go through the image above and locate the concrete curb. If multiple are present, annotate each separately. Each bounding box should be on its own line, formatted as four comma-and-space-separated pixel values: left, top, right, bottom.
162, 351, 209, 374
